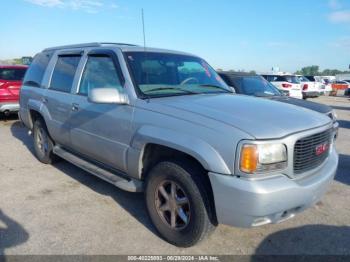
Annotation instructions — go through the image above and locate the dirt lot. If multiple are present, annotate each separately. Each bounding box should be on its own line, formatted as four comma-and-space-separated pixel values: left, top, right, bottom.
0, 96, 349, 255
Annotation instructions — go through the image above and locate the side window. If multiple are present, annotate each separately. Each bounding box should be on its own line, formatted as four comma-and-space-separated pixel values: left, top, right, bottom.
50, 55, 81, 93
23, 52, 52, 87
79, 56, 123, 96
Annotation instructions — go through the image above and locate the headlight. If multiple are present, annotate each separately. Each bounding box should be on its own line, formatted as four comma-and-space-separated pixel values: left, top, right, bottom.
240, 143, 287, 174
332, 110, 337, 121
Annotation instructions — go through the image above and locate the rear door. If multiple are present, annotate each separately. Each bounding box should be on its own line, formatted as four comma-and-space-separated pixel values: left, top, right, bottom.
69, 49, 133, 172
44, 52, 83, 147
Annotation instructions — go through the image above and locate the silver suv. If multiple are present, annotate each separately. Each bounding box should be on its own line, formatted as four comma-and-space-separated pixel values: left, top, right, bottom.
19, 43, 339, 247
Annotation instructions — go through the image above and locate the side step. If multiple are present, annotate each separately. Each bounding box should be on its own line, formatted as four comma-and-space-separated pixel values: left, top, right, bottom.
53, 146, 143, 192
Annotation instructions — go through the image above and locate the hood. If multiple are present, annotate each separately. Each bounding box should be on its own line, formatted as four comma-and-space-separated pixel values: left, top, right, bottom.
269, 96, 332, 114
149, 94, 331, 139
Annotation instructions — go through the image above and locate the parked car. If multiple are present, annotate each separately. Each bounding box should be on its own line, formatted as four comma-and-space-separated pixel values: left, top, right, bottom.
322, 78, 333, 96
218, 72, 338, 128
19, 43, 338, 247
261, 74, 303, 99
0, 65, 28, 116
342, 80, 350, 96
304, 75, 325, 94
296, 75, 319, 99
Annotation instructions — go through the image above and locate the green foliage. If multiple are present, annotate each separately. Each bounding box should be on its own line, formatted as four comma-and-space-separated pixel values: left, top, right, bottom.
295, 65, 350, 76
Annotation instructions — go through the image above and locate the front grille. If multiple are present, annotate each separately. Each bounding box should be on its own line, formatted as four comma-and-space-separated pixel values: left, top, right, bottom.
294, 129, 332, 174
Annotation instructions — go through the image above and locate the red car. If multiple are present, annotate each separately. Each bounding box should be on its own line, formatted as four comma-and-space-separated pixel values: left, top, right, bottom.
0, 65, 28, 116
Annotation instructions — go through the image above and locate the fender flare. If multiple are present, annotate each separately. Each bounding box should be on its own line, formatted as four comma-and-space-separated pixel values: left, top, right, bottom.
130, 125, 231, 176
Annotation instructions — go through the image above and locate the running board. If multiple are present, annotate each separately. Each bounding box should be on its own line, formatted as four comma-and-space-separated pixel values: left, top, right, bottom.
53, 146, 143, 192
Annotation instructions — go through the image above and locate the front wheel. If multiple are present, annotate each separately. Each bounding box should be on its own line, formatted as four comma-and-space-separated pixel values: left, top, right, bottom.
145, 161, 215, 247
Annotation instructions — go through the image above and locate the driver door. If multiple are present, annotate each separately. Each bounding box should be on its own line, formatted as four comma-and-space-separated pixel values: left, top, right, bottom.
69, 49, 133, 172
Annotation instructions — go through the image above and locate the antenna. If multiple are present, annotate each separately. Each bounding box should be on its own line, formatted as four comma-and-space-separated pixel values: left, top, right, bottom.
141, 8, 146, 50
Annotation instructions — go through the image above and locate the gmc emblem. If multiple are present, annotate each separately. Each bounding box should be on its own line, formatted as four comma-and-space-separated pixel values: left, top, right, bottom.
315, 143, 329, 156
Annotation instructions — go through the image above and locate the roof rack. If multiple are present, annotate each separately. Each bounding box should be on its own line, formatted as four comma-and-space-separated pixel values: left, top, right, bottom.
43, 42, 138, 52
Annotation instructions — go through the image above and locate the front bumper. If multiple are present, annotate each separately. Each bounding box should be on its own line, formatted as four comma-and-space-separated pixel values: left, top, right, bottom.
0, 102, 20, 113
209, 148, 338, 228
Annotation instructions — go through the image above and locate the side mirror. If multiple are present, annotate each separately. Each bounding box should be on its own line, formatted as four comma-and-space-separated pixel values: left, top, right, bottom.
88, 88, 129, 105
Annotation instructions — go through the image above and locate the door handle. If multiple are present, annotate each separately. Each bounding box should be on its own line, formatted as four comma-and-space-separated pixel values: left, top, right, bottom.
72, 103, 79, 111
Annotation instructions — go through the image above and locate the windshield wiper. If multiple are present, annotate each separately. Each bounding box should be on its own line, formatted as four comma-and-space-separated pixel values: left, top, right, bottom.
145, 87, 198, 94
198, 84, 232, 93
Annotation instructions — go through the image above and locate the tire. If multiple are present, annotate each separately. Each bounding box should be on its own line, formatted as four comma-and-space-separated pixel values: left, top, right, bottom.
145, 160, 215, 247
33, 118, 56, 164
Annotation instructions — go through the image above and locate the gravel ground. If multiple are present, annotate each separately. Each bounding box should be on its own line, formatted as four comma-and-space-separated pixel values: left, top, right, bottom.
0, 96, 349, 255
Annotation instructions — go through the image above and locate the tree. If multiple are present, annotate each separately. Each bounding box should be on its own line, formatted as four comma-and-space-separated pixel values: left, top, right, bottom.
295, 65, 350, 76
295, 65, 319, 76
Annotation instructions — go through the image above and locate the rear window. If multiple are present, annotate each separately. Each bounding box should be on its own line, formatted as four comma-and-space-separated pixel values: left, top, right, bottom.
49, 55, 81, 93
275, 75, 300, 84
262, 75, 279, 82
0, 68, 27, 81
23, 52, 52, 87
305, 76, 316, 82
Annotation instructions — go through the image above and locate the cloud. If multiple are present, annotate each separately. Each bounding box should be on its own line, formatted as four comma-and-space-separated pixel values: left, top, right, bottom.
329, 10, 350, 23
329, 0, 341, 9
24, 0, 118, 13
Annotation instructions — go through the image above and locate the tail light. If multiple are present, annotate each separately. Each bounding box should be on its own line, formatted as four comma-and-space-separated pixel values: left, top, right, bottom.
303, 84, 308, 91
0, 82, 5, 88
282, 83, 292, 88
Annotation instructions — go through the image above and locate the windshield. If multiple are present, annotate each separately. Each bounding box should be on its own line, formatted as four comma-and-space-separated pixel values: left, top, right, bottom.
125, 52, 230, 97
0, 68, 27, 81
233, 76, 281, 96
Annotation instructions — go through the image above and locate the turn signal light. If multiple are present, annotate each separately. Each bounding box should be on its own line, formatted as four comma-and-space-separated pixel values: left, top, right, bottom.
240, 144, 258, 173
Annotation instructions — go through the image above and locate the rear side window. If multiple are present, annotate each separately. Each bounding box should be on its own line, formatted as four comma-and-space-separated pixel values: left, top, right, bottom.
0, 68, 27, 81
79, 56, 123, 96
23, 52, 52, 87
50, 55, 81, 93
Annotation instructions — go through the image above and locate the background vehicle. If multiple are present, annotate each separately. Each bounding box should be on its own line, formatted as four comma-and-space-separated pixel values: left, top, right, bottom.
341, 80, 350, 96
262, 74, 302, 99
297, 75, 319, 99
19, 43, 338, 247
304, 76, 325, 94
218, 72, 338, 125
0, 65, 27, 116
332, 80, 349, 95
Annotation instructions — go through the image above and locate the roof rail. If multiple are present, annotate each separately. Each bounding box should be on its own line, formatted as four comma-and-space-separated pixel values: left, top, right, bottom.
43, 42, 138, 52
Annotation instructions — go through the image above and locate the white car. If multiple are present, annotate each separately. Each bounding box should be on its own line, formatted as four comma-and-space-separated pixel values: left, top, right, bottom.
305, 76, 325, 94
297, 75, 319, 99
268, 75, 303, 99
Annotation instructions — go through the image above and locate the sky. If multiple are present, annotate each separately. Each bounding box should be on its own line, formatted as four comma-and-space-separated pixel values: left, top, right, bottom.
0, 0, 349, 72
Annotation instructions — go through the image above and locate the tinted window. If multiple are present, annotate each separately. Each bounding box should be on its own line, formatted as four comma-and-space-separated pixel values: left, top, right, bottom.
23, 52, 52, 87
232, 76, 281, 96
263, 75, 278, 82
79, 56, 123, 96
0, 68, 27, 81
305, 76, 316, 82
275, 75, 299, 84
50, 56, 81, 93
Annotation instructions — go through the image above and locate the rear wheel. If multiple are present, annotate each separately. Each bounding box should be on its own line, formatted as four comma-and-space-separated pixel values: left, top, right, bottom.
33, 119, 56, 164
145, 161, 215, 247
